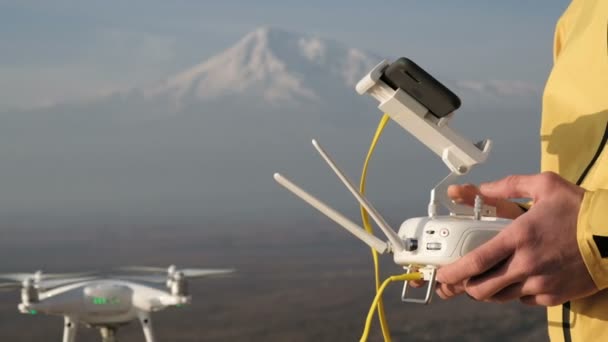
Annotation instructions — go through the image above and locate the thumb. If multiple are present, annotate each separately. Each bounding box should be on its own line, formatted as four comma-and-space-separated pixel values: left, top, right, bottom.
479, 174, 543, 200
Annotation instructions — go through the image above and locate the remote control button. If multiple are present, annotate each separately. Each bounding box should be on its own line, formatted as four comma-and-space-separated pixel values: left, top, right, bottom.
439, 228, 450, 237
405, 238, 418, 251
426, 242, 442, 250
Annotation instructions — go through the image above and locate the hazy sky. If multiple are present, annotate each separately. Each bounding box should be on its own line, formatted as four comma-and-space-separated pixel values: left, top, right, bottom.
0, 0, 574, 222
1, 0, 570, 110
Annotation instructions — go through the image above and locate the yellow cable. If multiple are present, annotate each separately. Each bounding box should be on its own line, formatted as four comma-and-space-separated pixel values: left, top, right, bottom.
360, 114, 392, 340
359, 273, 424, 342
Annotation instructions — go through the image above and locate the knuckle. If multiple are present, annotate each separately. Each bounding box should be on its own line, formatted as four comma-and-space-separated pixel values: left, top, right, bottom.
525, 262, 542, 276
521, 251, 549, 275
438, 285, 452, 296
504, 175, 520, 190
517, 254, 540, 276
532, 278, 552, 293
444, 284, 463, 297
436, 269, 454, 285
468, 252, 487, 274
542, 295, 563, 307
540, 170, 559, 180
539, 171, 560, 190
511, 221, 538, 249
511, 264, 530, 280
465, 286, 487, 301
513, 226, 532, 245
436, 288, 449, 300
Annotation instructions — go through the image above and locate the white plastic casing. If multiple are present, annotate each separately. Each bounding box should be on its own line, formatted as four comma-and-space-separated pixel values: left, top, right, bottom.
356, 61, 491, 175
394, 216, 509, 266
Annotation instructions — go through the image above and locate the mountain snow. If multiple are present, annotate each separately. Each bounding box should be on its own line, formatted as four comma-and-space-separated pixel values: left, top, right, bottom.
144, 27, 379, 106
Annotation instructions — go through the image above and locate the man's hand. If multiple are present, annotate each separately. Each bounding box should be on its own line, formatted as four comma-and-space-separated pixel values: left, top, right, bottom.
447, 182, 526, 220
436, 172, 598, 306
409, 181, 526, 290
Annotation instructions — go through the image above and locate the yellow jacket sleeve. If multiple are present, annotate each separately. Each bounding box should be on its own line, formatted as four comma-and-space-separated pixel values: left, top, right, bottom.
577, 189, 608, 290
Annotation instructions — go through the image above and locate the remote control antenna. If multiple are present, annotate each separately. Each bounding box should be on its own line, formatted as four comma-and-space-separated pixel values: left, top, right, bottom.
273, 173, 390, 254
311, 140, 405, 252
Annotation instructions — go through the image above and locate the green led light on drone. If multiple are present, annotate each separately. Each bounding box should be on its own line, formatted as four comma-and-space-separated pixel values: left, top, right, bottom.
92, 297, 108, 305
29, 309, 37, 315
91, 297, 120, 305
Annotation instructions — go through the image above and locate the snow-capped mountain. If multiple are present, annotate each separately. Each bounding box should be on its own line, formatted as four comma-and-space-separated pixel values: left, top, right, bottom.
0, 27, 540, 223
144, 27, 379, 106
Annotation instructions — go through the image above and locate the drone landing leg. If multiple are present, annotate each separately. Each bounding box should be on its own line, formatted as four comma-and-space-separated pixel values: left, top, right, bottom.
138, 312, 156, 342
99, 326, 118, 342
62, 316, 78, 342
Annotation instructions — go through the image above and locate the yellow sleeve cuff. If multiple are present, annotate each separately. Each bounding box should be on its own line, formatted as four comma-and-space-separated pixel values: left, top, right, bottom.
577, 189, 608, 290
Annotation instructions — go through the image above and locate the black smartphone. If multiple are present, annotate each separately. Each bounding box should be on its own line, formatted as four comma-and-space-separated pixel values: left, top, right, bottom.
380, 58, 461, 118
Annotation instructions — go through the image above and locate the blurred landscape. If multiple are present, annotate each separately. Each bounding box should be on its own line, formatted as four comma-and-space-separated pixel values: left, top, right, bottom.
0, 221, 547, 341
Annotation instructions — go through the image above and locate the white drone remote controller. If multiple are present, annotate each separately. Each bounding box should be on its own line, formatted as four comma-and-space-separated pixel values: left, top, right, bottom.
274, 58, 511, 304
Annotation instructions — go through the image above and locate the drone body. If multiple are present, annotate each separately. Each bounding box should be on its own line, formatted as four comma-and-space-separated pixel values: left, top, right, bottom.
2, 266, 234, 342
21, 279, 184, 342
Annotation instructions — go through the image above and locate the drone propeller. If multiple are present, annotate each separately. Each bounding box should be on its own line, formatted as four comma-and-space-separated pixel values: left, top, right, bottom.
118, 266, 167, 273
177, 269, 235, 278
0, 282, 22, 291
0, 271, 97, 291
118, 266, 235, 279
36, 276, 98, 289
0, 271, 94, 283
113, 274, 167, 284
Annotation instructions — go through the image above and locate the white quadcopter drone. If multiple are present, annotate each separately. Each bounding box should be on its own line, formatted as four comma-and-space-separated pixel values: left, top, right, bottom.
274, 58, 511, 304
0, 266, 234, 342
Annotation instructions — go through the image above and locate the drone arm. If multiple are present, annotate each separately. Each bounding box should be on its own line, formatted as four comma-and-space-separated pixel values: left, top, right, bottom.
138, 312, 156, 342
273, 173, 389, 254
62, 316, 78, 342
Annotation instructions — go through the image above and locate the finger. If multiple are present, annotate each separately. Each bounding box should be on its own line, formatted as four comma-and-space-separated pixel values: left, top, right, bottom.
436, 286, 449, 299
487, 283, 525, 303
408, 279, 425, 288
435, 282, 466, 299
489, 278, 545, 303
437, 230, 515, 285
464, 256, 524, 301
520, 294, 562, 307
479, 174, 549, 201
496, 200, 527, 220
448, 184, 479, 205
448, 183, 506, 207
448, 184, 525, 220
